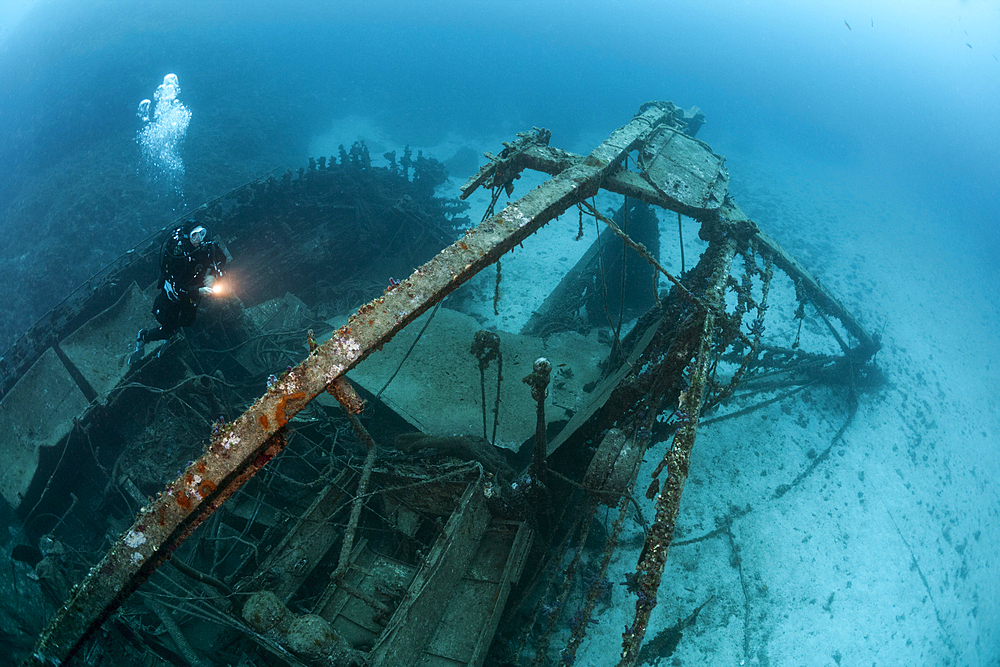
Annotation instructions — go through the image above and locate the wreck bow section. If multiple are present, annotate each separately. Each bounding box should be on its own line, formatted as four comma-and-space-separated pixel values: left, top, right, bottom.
10, 100, 879, 667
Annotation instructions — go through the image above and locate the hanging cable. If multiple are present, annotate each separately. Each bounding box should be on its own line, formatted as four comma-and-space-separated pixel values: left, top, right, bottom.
678, 211, 686, 274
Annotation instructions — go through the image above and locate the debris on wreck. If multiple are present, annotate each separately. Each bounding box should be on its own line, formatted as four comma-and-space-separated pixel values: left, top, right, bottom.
0, 101, 879, 667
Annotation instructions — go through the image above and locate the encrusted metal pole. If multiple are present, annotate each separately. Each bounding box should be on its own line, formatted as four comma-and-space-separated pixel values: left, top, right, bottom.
329, 377, 377, 584
23, 103, 673, 667
524, 357, 552, 487
618, 229, 738, 667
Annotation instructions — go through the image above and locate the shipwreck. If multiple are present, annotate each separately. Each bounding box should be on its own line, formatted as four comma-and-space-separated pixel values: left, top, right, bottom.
0, 101, 878, 667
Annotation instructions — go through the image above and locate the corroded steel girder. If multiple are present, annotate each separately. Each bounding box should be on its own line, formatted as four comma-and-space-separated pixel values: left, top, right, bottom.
23, 103, 673, 667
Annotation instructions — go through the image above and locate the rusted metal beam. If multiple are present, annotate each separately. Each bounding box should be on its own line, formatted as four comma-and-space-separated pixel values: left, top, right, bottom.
713, 201, 879, 360
752, 226, 879, 359
23, 103, 673, 667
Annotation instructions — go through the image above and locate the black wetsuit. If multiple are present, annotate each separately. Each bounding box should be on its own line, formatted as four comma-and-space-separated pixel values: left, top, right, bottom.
144, 226, 226, 343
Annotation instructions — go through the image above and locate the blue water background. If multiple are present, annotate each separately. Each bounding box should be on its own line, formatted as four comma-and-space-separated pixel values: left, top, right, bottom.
2, 0, 997, 242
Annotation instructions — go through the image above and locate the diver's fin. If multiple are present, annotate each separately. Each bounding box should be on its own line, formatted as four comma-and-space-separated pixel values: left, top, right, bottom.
128, 330, 147, 366
127, 347, 145, 366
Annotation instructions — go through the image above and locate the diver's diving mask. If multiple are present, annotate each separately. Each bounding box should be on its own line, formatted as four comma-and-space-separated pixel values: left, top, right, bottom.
189, 226, 207, 246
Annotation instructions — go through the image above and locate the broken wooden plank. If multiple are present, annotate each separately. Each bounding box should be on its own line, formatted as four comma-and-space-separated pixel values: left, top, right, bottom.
368, 476, 490, 666
420, 519, 533, 667
23, 102, 673, 667
240, 469, 356, 602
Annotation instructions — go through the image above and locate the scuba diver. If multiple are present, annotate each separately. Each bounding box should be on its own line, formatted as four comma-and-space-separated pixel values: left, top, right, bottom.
129, 221, 227, 365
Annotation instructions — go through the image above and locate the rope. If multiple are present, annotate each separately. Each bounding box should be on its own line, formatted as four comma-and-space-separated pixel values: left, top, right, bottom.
375, 301, 442, 401
580, 200, 703, 309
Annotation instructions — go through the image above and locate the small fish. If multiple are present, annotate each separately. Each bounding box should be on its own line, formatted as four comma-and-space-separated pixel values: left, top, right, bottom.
871, 18, 874, 27
844, 20, 851, 31
966, 43, 973, 49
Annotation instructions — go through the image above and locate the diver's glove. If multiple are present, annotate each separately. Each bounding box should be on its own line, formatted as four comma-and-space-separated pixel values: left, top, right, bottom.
199, 273, 219, 298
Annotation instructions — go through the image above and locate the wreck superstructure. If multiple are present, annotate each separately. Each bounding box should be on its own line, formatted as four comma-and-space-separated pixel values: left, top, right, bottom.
0, 101, 878, 667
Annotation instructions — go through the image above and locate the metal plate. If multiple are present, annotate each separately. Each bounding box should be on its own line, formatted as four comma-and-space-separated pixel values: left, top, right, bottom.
641, 127, 729, 213
60, 282, 154, 401
0, 347, 89, 509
